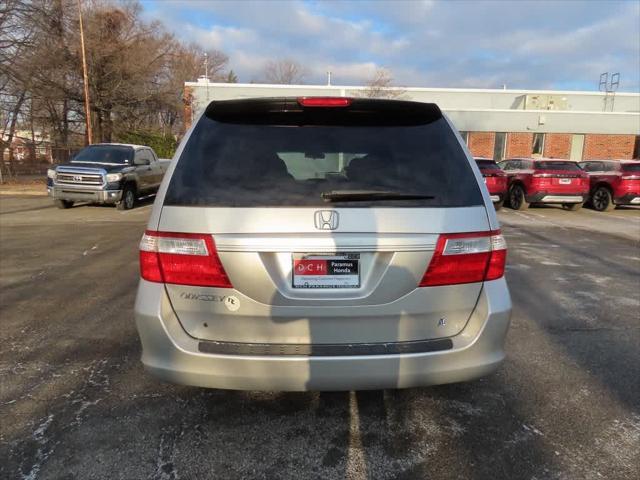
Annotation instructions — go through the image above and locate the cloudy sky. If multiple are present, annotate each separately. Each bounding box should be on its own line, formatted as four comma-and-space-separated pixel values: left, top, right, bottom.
141, 0, 640, 91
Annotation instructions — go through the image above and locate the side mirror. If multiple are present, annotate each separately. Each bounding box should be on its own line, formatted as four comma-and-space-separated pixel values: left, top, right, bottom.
135, 157, 150, 166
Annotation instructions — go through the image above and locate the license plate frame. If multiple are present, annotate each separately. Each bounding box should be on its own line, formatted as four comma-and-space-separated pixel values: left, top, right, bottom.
559, 178, 572, 185
292, 253, 360, 289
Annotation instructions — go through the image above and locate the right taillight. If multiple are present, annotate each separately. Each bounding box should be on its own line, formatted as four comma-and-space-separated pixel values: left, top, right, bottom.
139, 230, 232, 288
419, 230, 507, 287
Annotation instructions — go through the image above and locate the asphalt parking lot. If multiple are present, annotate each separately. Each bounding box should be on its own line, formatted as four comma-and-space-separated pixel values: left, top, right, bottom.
1, 196, 639, 480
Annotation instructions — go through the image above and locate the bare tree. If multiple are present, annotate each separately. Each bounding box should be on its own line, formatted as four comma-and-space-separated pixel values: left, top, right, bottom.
262, 59, 308, 84
0, 0, 235, 170
359, 68, 407, 99
0, 0, 43, 172
157, 44, 230, 133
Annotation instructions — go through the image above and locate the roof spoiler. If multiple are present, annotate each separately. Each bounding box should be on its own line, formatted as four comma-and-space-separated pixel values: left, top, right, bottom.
204, 97, 443, 126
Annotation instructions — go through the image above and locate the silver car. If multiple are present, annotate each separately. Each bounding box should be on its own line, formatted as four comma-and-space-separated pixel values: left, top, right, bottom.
134, 97, 511, 391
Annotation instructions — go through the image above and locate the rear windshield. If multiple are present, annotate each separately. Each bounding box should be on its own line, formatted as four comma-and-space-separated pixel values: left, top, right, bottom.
578, 161, 618, 172
622, 163, 640, 173
475, 160, 500, 170
72, 145, 132, 164
535, 161, 581, 171
165, 108, 482, 208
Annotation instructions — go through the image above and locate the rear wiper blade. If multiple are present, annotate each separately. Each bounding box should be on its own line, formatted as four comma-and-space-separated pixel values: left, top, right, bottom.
321, 190, 435, 202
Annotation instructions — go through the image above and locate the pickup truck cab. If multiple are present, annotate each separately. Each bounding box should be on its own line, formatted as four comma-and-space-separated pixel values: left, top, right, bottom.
578, 160, 640, 211
474, 157, 508, 210
498, 158, 589, 211
47, 143, 169, 210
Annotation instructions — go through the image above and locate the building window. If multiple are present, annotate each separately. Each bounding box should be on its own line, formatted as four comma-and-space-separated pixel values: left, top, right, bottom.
532, 133, 545, 156
634, 136, 640, 159
494, 132, 506, 161
459, 131, 469, 144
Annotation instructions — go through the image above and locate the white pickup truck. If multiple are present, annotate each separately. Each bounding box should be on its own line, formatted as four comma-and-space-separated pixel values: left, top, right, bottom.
47, 143, 170, 210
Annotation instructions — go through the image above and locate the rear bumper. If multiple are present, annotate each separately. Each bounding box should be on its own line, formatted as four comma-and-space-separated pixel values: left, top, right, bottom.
489, 193, 504, 203
525, 191, 586, 204
134, 279, 512, 391
613, 194, 640, 205
49, 186, 122, 204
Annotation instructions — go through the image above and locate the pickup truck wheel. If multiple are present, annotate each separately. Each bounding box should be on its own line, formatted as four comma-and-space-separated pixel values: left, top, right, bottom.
562, 203, 583, 211
117, 185, 136, 210
591, 186, 615, 212
509, 185, 529, 210
54, 199, 73, 209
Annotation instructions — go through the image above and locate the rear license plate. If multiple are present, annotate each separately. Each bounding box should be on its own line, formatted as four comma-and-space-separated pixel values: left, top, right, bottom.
292, 253, 360, 289
559, 178, 572, 184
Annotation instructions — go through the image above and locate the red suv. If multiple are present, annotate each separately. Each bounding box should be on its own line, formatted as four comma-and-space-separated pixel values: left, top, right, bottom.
578, 160, 640, 211
498, 158, 589, 211
475, 157, 508, 210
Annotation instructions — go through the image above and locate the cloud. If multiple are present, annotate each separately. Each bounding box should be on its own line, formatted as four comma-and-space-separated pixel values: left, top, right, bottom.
140, 0, 640, 91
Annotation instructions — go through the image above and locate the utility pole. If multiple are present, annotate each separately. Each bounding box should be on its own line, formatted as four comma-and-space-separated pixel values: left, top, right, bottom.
77, 0, 93, 144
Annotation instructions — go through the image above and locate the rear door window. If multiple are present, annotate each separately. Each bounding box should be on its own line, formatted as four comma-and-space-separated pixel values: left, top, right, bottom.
578, 162, 598, 172
143, 149, 156, 163
498, 161, 512, 170
165, 103, 483, 208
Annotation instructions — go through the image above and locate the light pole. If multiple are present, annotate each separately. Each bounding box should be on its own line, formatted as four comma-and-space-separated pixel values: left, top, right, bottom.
77, 0, 93, 144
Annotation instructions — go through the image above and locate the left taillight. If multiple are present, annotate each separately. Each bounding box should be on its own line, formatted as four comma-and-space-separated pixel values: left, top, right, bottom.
139, 230, 232, 288
419, 230, 507, 287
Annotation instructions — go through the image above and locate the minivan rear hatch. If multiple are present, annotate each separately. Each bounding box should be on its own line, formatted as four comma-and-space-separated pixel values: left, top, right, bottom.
155, 98, 492, 345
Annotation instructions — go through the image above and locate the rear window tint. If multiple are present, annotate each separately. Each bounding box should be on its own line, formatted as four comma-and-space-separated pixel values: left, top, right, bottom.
475, 160, 500, 170
535, 161, 581, 171
165, 106, 482, 208
622, 163, 640, 173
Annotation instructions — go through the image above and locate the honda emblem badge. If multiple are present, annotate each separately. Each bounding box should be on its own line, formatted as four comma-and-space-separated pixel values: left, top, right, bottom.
314, 210, 339, 230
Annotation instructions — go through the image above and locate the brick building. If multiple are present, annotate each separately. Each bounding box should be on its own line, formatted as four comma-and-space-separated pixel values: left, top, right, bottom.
183, 80, 640, 161
461, 131, 637, 161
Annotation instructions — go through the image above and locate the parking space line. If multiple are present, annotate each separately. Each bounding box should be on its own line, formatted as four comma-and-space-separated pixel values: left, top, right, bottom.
510, 211, 536, 221
119, 205, 153, 215
608, 214, 640, 221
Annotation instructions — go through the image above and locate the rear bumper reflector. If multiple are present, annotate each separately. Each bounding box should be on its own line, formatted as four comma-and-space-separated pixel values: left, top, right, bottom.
198, 338, 454, 356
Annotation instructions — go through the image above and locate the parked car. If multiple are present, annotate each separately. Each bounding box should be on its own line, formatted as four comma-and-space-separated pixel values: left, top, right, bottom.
135, 97, 511, 391
578, 160, 640, 211
474, 157, 508, 210
498, 158, 589, 211
46, 143, 169, 210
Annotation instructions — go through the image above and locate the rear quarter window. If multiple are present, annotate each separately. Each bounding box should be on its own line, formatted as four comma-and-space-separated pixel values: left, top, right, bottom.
164, 105, 483, 208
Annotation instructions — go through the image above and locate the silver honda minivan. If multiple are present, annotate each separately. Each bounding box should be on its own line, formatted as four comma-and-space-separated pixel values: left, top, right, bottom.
134, 97, 511, 391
